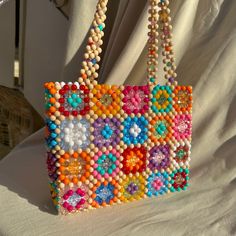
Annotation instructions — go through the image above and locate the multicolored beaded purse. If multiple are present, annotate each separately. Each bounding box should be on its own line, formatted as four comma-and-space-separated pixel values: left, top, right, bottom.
44, 0, 192, 215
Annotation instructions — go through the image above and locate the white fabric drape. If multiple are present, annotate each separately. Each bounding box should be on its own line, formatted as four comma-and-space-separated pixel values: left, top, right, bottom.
0, 0, 236, 235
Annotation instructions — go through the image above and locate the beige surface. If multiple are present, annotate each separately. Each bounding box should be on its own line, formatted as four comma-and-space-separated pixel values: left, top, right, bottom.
1, 0, 236, 235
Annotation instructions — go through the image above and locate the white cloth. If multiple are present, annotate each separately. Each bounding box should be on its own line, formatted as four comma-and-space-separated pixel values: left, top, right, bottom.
1, 0, 236, 235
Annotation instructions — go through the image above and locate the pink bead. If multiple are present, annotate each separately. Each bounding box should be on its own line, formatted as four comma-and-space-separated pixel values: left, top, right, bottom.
67, 205, 73, 212
75, 204, 81, 210
63, 202, 69, 208
63, 194, 69, 200
94, 155, 98, 161
67, 190, 73, 196
93, 170, 98, 176
104, 173, 109, 179
98, 151, 102, 156
105, 150, 109, 155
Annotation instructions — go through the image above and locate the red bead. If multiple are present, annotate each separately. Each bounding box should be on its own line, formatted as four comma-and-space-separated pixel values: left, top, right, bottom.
59, 98, 65, 103
80, 85, 85, 90
84, 97, 89, 103
84, 89, 90, 94
63, 84, 70, 90
64, 111, 69, 116
71, 84, 77, 90
59, 107, 65, 112
59, 89, 65, 95
72, 111, 78, 116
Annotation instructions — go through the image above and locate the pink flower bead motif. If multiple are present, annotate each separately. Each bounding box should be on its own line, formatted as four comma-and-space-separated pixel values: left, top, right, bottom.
152, 178, 163, 191
122, 85, 149, 115
61, 187, 87, 213
92, 148, 120, 180
173, 114, 192, 140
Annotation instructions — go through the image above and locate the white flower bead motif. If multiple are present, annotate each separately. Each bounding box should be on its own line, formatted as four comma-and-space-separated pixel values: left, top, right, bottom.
129, 123, 141, 138
60, 119, 90, 150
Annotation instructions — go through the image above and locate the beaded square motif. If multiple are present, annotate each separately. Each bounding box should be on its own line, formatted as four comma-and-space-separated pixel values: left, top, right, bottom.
45, 82, 192, 214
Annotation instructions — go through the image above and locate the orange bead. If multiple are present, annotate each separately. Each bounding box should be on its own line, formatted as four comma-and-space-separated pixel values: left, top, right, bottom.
49, 106, 56, 113
72, 177, 78, 184
73, 152, 79, 159
49, 97, 56, 104
59, 175, 65, 181
82, 73, 87, 79
64, 153, 70, 159
63, 178, 70, 185
50, 88, 57, 95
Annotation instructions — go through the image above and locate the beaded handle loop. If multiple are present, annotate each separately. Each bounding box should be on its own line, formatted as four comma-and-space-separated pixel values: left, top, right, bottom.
78, 0, 177, 87
147, 0, 177, 86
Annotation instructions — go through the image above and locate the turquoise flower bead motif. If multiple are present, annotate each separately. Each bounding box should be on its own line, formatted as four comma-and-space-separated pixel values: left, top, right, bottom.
151, 85, 173, 113
146, 171, 169, 197
101, 125, 114, 139
122, 116, 148, 145
67, 93, 82, 108
96, 153, 117, 176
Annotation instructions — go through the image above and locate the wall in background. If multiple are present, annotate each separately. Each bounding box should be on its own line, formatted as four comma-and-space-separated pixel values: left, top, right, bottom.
23, 0, 68, 116
0, 0, 15, 88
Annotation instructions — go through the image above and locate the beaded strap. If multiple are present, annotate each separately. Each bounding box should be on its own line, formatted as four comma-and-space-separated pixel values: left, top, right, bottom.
78, 0, 177, 87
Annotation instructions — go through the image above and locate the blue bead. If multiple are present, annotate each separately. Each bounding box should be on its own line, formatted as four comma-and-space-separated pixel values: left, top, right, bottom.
50, 124, 56, 130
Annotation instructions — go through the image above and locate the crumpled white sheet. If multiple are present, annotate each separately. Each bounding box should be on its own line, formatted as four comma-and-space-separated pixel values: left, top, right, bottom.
1, 0, 236, 235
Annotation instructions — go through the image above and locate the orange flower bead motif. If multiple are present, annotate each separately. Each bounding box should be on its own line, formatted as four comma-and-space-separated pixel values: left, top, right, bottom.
58, 152, 91, 185
91, 84, 121, 116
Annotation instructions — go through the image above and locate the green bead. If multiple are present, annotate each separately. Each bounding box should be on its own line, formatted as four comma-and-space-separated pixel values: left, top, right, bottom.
76, 97, 82, 103
98, 24, 103, 31
67, 97, 73, 104
71, 102, 78, 108
45, 103, 51, 109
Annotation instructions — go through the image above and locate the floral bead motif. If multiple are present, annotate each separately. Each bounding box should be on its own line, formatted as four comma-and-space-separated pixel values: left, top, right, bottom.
58, 83, 90, 116
173, 86, 192, 112
92, 149, 120, 180
172, 142, 191, 168
58, 151, 90, 185
122, 85, 149, 115
91, 84, 121, 116
60, 185, 89, 213
47, 152, 58, 181
120, 175, 145, 201
92, 180, 118, 207
122, 116, 148, 145
44, 82, 58, 117
121, 147, 146, 174
173, 115, 192, 140
49, 182, 59, 209
150, 115, 173, 143
151, 85, 173, 113
146, 171, 169, 197
59, 118, 90, 151
169, 168, 189, 192
92, 117, 121, 148
45, 119, 58, 149
148, 145, 170, 171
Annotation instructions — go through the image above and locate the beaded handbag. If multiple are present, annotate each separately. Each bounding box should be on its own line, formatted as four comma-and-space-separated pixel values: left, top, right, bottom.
44, 0, 192, 215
